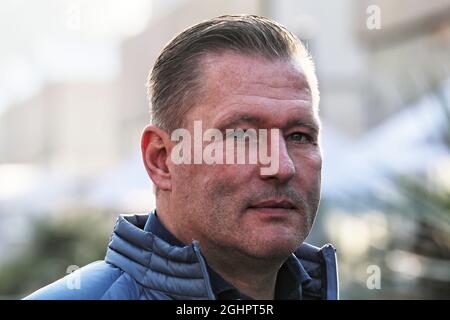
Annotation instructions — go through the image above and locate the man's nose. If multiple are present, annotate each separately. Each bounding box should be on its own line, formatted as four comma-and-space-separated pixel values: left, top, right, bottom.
260, 135, 296, 183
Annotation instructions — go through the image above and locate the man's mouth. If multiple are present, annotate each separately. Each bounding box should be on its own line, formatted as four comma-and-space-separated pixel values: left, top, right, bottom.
249, 199, 296, 209
247, 199, 296, 217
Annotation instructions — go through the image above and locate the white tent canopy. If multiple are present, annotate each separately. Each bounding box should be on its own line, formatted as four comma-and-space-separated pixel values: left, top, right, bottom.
321, 80, 450, 203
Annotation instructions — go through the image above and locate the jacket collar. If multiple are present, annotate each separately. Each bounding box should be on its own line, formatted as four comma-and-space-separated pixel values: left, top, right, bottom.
105, 214, 215, 299
105, 213, 315, 300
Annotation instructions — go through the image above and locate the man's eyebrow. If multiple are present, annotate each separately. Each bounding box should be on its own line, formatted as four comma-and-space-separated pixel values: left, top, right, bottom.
215, 114, 320, 133
215, 114, 263, 130
286, 119, 320, 134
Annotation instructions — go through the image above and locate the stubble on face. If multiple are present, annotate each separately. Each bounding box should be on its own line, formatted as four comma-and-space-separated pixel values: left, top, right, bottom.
167, 51, 322, 261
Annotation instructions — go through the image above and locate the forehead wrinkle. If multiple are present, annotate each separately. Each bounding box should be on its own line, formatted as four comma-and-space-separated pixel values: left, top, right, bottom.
239, 80, 309, 90
228, 70, 310, 94
233, 92, 312, 102
214, 112, 320, 134
218, 93, 314, 112
202, 53, 310, 95
212, 101, 317, 130
236, 63, 310, 88
195, 52, 317, 123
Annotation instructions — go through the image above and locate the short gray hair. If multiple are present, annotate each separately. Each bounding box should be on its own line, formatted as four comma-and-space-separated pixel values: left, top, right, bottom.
147, 14, 319, 132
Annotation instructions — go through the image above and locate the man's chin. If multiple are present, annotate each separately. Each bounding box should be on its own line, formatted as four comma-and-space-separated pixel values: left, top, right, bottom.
258, 222, 307, 245
243, 235, 302, 260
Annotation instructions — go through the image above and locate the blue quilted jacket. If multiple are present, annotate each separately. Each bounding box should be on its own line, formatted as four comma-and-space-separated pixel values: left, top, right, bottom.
24, 214, 339, 300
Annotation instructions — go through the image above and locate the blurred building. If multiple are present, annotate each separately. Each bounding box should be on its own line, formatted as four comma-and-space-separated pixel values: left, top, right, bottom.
0, 0, 264, 174
117, 0, 265, 156
0, 81, 120, 177
272, 0, 450, 135
1, 0, 449, 173
0, 0, 449, 299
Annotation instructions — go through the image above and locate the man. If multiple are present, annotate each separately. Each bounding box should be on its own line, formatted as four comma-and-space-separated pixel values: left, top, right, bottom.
25, 15, 338, 300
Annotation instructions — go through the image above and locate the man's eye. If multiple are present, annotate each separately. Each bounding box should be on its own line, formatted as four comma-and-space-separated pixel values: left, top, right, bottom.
289, 132, 312, 144
225, 131, 240, 139
234, 131, 245, 139
226, 129, 250, 139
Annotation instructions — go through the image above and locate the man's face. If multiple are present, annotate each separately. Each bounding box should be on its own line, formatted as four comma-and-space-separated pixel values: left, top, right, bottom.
167, 52, 322, 260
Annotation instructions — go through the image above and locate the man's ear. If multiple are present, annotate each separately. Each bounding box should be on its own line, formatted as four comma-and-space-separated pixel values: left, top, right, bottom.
141, 125, 172, 191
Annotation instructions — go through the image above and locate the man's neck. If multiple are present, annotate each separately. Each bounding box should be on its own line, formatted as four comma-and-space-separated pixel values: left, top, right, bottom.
201, 242, 282, 300
153, 207, 285, 299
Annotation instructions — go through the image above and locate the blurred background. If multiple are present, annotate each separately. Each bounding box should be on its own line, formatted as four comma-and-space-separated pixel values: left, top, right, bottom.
0, 0, 449, 299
